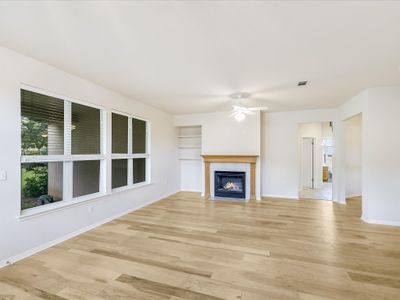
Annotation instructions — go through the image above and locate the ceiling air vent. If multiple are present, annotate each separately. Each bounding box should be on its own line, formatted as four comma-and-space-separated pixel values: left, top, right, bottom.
297, 81, 308, 86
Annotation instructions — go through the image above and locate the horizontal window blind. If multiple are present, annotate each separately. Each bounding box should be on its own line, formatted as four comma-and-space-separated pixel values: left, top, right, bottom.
112, 113, 128, 154
132, 118, 146, 154
71, 102, 101, 155
21, 89, 64, 155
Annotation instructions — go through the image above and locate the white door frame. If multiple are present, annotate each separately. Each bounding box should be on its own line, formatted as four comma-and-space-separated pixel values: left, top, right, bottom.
302, 137, 316, 189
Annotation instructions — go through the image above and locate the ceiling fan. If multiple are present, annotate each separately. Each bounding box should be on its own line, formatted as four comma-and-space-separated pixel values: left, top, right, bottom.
229, 92, 269, 121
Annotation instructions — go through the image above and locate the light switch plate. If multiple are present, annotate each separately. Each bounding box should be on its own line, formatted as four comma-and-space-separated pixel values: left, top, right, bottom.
0, 170, 7, 181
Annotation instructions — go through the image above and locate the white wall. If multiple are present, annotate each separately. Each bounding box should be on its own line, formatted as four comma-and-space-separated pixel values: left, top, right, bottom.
337, 87, 400, 225
174, 111, 261, 156
362, 87, 400, 225
179, 160, 202, 192
344, 114, 362, 198
0, 47, 179, 266
261, 109, 337, 199
336, 90, 367, 204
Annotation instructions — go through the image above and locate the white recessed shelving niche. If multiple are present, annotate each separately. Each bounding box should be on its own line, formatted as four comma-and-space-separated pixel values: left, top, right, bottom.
177, 126, 202, 160
177, 126, 202, 192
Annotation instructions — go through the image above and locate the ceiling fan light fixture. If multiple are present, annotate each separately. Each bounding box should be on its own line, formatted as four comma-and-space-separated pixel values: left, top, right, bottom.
234, 111, 246, 121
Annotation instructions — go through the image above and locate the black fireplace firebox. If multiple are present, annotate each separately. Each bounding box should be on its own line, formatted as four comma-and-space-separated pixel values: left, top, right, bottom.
214, 171, 246, 199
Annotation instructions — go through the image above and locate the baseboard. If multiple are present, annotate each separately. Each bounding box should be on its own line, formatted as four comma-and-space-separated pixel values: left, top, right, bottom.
346, 193, 362, 198
262, 194, 299, 200
0, 190, 178, 269
361, 217, 400, 227
334, 200, 347, 205
180, 189, 202, 193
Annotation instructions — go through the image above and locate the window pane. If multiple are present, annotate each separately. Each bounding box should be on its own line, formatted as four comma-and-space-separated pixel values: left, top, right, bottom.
133, 158, 146, 184
73, 160, 100, 197
72, 103, 101, 155
21, 162, 63, 210
21, 89, 64, 155
112, 159, 128, 189
112, 113, 128, 154
132, 118, 146, 154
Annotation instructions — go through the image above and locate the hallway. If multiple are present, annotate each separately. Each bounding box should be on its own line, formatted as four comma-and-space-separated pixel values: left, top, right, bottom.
299, 182, 332, 201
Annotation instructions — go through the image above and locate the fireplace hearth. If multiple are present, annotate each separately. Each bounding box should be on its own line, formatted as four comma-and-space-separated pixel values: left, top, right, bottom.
214, 171, 246, 199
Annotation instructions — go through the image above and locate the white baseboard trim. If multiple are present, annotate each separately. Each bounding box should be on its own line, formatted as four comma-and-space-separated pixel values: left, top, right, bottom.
346, 194, 362, 198
335, 200, 347, 205
180, 189, 202, 193
0, 190, 178, 269
262, 194, 299, 200
361, 217, 400, 227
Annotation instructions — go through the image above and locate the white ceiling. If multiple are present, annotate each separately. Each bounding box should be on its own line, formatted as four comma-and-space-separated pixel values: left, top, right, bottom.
1, 1, 400, 114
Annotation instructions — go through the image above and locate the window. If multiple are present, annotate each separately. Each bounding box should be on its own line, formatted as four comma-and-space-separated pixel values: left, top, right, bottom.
21, 162, 63, 210
112, 113, 128, 154
112, 159, 128, 189
132, 118, 146, 154
112, 112, 149, 190
21, 88, 104, 211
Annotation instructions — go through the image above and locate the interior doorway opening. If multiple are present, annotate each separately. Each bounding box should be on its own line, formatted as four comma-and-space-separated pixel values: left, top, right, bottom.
344, 113, 362, 210
298, 122, 333, 200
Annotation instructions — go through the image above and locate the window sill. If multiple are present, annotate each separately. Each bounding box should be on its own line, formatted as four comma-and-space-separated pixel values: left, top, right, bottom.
111, 181, 152, 194
18, 182, 152, 221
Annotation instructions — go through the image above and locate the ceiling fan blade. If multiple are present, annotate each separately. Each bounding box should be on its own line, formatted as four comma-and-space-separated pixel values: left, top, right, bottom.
229, 111, 236, 116
244, 110, 256, 115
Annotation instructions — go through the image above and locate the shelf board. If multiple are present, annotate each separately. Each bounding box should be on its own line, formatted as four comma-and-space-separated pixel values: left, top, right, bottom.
178, 146, 201, 149
177, 135, 201, 138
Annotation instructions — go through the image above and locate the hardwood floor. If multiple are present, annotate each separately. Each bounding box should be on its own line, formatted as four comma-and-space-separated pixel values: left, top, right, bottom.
1, 193, 400, 299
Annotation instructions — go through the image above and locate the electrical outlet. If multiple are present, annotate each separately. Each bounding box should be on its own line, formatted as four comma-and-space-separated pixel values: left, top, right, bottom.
0, 170, 7, 181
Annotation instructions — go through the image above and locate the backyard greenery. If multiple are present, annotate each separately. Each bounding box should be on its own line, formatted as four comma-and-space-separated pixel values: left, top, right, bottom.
22, 164, 48, 198
21, 116, 48, 155
21, 164, 49, 210
21, 115, 49, 209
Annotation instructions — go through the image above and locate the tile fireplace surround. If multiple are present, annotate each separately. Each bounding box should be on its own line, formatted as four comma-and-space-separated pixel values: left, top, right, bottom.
201, 155, 258, 200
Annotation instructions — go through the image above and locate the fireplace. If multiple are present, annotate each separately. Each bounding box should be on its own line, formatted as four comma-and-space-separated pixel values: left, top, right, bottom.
214, 171, 246, 199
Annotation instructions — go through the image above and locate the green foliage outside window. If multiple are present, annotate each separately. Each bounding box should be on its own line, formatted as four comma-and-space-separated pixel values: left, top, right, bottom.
22, 164, 48, 199
21, 117, 48, 155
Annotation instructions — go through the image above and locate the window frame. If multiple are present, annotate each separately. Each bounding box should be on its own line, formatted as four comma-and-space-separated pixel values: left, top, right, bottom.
20, 85, 106, 216
111, 110, 151, 192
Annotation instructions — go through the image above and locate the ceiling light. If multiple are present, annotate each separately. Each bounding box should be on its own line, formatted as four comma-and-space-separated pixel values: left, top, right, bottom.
234, 111, 246, 121
230, 92, 251, 99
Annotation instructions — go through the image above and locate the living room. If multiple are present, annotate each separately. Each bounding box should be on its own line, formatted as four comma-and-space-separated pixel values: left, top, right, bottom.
0, 1, 399, 299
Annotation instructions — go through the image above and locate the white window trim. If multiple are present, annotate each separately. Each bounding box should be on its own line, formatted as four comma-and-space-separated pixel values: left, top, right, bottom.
111, 110, 151, 191
20, 85, 107, 215
18, 182, 154, 221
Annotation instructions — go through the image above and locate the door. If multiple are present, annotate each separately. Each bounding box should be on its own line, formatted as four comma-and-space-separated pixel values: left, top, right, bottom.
302, 137, 315, 189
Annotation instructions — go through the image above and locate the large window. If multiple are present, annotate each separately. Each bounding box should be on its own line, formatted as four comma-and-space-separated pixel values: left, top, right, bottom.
21, 88, 104, 211
111, 112, 149, 190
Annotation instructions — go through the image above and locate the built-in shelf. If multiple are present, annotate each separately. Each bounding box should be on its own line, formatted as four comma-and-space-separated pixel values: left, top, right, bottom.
177, 125, 203, 192
177, 126, 202, 161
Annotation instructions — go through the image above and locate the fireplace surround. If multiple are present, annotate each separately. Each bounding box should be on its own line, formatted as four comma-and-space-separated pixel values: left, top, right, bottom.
214, 171, 246, 199
201, 155, 258, 200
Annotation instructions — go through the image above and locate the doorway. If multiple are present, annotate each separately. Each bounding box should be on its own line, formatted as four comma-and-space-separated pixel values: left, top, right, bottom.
302, 137, 315, 189
344, 113, 362, 208
298, 122, 333, 200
